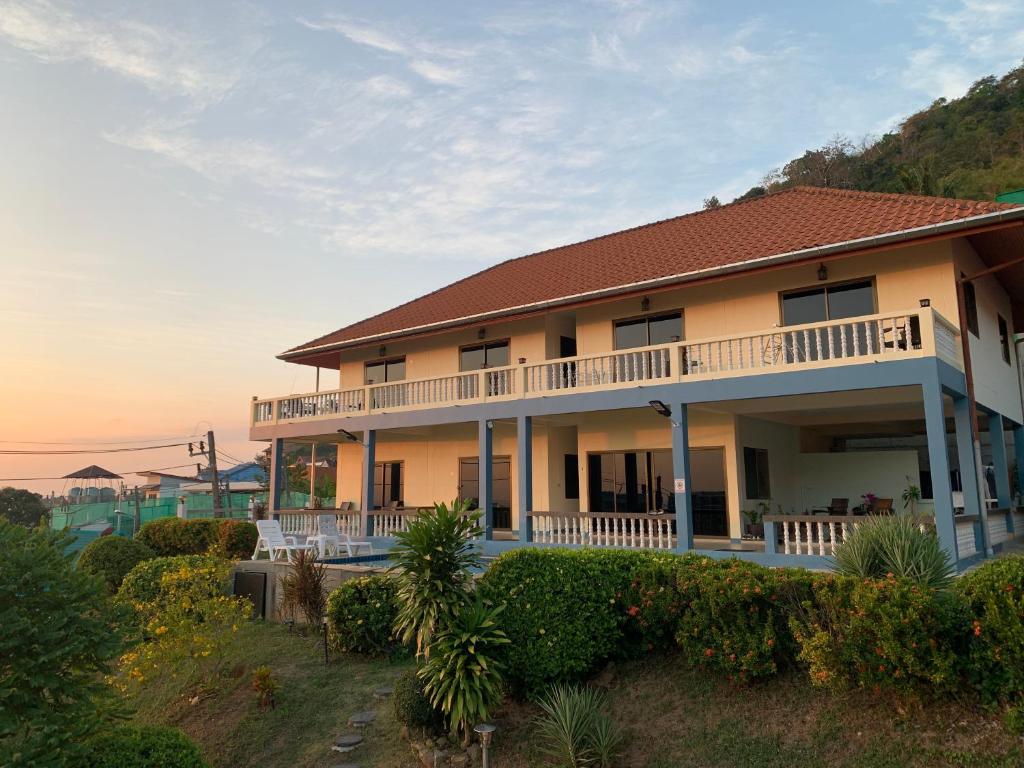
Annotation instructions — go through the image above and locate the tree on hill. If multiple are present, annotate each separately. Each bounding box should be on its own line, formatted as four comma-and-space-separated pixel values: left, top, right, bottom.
734, 60, 1024, 202
0, 486, 48, 528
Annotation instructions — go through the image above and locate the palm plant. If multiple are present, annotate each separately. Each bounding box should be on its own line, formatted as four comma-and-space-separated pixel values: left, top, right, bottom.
534, 684, 622, 768
389, 499, 483, 657
419, 599, 509, 745
834, 514, 954, 589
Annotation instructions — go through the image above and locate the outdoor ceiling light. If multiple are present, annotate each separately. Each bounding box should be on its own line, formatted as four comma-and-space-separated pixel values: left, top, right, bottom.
641, 296, 651, 312
336, 429, 359, 442
378, 345, 387, 357
817, 263, 828, 281
648, 400, 672, 418
920, 298, 931, 307
477, 327, 486, 339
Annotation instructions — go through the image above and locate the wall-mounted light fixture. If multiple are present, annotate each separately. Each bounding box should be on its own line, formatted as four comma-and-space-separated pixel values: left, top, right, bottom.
336, 429, 359, 442
486, 420, 494, 430
377, 345, 387, 358
648, 400, 672, 418
517, 357, 526, 365
477, 327, 486, 340
919, 298, 931, 307
817, 263, 828, 281
641, 296, 651, 312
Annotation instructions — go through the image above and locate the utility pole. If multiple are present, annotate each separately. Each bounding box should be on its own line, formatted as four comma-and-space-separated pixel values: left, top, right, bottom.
207, 430, 223, 517
133, 485, 141, 535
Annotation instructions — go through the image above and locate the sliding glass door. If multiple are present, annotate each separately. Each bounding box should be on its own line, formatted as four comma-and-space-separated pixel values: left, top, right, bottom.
458, 457, 512, 530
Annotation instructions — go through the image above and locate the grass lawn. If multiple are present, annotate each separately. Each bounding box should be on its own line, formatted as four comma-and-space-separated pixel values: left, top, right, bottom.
128, 620, 1023, 768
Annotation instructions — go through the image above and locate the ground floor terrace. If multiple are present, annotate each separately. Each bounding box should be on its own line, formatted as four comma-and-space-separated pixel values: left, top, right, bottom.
260, 357, 1024, 570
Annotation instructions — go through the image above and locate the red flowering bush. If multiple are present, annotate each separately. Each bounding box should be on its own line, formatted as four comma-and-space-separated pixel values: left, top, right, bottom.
618, 555, 682, 657
791, 574, 969, 696
674, 556, 815, 681
956, 556, 1024, 704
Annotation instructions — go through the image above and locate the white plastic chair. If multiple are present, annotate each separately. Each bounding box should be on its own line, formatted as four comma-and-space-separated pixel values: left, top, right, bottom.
317, 514, 374, 557
252, 520, 314, 562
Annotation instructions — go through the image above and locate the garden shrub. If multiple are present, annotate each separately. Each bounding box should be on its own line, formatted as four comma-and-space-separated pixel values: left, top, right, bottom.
118, 555, 228, 608
78, 535, 156, 592
84, 724, 207, 768
674, 556, 815, 681
956, 555, 1024, 704
326, 575, 400, 656
279, 549, 327, 625
535, 684, 622, 768
135, 518, 221, 557
791, 574, 969, 696
217, 519, 258, 560
619, 554, 683, 656
0, 520, 128, 767
834, 514, 954, 589
477, 548, 680, 695
393, 668, 437, 729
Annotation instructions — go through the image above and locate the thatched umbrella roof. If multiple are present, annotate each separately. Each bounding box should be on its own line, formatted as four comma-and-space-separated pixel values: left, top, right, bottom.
62, 465, 122, 480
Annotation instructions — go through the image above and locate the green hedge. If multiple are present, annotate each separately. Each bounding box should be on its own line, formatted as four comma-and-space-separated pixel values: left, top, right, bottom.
84, 724, 208, 767
78, 535, 156, 592
118, 554, 229, 606
478, 548, 681, 694
791, 574, 968, 695
675, 556, 815, 681
326, 575, 400, 656
217, 520, 258, 560
135, 518, 255, 559
957, 555, 1024, 704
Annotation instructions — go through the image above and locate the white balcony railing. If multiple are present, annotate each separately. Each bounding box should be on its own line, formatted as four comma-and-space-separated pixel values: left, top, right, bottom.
252, 308, 960, 426
529, 512, 675, 549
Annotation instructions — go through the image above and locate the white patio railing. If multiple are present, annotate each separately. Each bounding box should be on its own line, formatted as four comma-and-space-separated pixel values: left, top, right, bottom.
529, 512, 675, 549
253, 308, 959, 426
277, 510, 361, 538
765, 514, 937, 557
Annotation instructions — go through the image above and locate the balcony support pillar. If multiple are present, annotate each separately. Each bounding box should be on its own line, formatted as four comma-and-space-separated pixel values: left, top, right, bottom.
361, 430, 376, 537
268, 437, 285, 514
517, 415, 533, 543
924, 379, 958, 561
988, 412, 1011, 509
671, 402, 694, 553
479, 419, 494, 540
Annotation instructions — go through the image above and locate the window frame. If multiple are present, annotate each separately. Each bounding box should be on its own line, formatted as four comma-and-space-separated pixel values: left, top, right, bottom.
743, 446, 771, 501
372, 460, 404, 508
612, 310, 684, 350
364, 356, 407, 385
778, 277, 877, 326
998, 313, 1011, 364
458, 338, 511, 371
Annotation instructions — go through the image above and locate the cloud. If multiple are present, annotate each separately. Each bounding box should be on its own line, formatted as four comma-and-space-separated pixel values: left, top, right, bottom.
408, 58, 466, 86
297, 16, 406, 55
588, 32, 637, 71
901, 46, 972, 100
0, 0, 249, 105
363, 74, 412, 99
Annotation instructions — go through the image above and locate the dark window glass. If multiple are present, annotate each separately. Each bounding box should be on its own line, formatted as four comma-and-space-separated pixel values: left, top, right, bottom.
564, 454, 579, 499
999, 314, 1010, 364
743, 447, 771, 500
648, 314, 683, 346
458, 457, 511, 529
826, 281, 875, 319
365, 357, 405, 384
782, 288, 828, 325
373, 462, 403, 508
963, 276, 979, 336
613, 318, 648, 349
460, 340, 509, 370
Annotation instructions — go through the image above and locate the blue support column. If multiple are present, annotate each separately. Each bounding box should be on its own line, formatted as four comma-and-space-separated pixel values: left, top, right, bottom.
479, 420, 494, 539
988, 413, 1011, 509
671, 402, 694, 552
517, 415, 533, 543
361, 430, 376, 536
954, 397, 982, 519
1012, 423, 1024, 533
923, 379, 958, 561
268, 438, 284, 513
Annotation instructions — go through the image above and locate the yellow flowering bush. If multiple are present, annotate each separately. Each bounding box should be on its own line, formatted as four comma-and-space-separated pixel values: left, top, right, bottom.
114, 557, 251, 692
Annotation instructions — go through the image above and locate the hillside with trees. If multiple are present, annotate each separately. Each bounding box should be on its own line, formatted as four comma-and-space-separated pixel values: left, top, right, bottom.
730, 61, 1024, 204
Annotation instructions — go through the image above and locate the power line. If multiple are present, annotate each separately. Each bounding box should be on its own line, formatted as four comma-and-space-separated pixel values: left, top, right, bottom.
0, 443, 190, 456
0, 462, 199, 483
0, 434, 203, 446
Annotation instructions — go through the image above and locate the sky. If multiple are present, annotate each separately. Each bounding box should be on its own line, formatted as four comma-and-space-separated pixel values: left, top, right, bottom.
1, 0, 1023, 495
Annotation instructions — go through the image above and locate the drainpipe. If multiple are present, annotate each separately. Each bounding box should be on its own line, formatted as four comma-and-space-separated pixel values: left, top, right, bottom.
955, 276, 993, 556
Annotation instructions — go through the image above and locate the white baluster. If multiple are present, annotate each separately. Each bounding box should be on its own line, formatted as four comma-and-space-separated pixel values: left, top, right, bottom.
783, 521, 791, 554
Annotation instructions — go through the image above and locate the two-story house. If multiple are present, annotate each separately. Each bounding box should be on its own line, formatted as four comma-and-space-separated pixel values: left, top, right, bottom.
251, 187, 1024, 569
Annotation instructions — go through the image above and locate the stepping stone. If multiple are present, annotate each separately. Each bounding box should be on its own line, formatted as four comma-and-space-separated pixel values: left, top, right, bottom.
372, 686, 393, 699
348, 711, 376, 728
332, 734, 363, 753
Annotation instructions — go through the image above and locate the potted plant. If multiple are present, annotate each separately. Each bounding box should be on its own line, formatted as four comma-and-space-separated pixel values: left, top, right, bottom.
901, 477, 921, 515
855, 492, 877, 514
741, 500, 769, 539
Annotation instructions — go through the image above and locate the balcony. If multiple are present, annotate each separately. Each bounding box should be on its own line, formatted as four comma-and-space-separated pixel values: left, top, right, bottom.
251, 308, 961, 428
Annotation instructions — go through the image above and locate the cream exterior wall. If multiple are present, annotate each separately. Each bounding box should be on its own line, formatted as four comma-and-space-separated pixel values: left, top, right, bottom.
735, 416, 800, 518
951, 238, 1023, 423
794, 451, 921, 514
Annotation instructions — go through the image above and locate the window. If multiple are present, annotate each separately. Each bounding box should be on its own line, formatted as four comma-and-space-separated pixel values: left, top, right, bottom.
373, 461, 403, 508
364, 357, 406, 384
564, 454, 580, 500
459, 340, 510, 370
999, 314, 1010, 364
962, 274, 979, 336
781, 279, 875, 325
743, 447, 771, 500
613, 312, 682, 349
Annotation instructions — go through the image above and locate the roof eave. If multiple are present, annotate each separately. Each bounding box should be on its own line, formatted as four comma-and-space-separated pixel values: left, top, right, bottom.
279, 206, 1024, 362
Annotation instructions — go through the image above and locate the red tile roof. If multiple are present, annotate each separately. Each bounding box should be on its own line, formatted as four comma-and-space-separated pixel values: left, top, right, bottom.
284, 186, 1020, 359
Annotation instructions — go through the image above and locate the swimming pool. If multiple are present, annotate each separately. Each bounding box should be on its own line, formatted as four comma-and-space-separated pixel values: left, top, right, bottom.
321, 553, 494, 573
